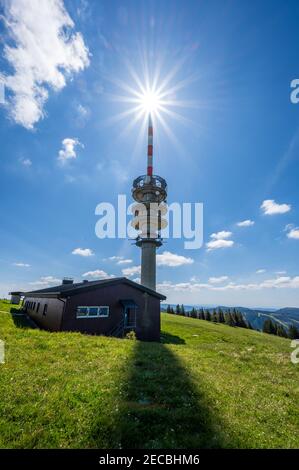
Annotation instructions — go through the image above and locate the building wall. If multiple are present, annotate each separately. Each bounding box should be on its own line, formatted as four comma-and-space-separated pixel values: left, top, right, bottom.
62, 283, 161, 341
24, 297, 64, 331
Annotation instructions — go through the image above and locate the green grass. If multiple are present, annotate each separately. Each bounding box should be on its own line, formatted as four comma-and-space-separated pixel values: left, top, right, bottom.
0, 299, 298, 449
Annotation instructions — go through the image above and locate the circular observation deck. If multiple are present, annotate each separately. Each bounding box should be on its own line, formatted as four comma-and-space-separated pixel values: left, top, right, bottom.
132, 174, 167, 203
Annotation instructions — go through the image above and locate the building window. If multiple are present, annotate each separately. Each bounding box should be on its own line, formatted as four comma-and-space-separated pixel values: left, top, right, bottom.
43, 304, 48, 316
36, 303, 40, 313
76, 306, 109, 318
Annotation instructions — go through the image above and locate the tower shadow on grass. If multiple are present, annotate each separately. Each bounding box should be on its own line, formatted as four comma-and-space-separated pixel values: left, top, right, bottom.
116, 341, 234, 449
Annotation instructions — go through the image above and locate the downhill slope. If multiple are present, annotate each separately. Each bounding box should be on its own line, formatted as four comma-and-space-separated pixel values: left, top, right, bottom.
0, 300, 298, 449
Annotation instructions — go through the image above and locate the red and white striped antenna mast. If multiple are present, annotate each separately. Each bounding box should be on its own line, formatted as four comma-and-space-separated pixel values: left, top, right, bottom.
147, 113, 153, 177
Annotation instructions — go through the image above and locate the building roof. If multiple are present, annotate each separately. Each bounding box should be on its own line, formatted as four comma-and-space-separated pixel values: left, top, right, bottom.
22, 277, 166, 300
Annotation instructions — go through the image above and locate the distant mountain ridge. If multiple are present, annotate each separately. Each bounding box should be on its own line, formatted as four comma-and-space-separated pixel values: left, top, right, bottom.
161, 304, 299, 331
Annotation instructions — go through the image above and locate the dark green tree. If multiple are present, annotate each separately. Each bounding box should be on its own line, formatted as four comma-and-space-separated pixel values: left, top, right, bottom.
190, 307, 197, 318
212, 309, 218, 322
166, 304, 171, 314
225, 312, 234, 326
288, 324, 299, 339
263, 318, 276, 335
218, 308, 225, 323
276, 324, 288, 338
232, 308, 239, 326
175, 304, 181, 315
181, 304, 185, 316
205, 310, 211, 321
198, 308, 205, 320
236, 311, 247, 328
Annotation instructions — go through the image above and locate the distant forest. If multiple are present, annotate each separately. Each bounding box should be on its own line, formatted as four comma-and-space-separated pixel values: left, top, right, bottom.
164, 305, 299, 340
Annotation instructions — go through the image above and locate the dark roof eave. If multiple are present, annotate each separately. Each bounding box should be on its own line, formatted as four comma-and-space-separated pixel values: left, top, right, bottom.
22, 277, 166, 301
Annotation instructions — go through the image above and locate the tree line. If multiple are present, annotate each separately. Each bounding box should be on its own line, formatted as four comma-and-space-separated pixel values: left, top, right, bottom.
165, 304, 299, 339
262, 318, 299, 339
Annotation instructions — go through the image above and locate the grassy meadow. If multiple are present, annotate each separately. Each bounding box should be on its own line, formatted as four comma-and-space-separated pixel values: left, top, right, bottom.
0, 299, 298, 448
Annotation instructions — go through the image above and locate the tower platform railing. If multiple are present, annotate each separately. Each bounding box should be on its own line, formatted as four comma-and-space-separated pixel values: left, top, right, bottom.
132, 174, 167, 191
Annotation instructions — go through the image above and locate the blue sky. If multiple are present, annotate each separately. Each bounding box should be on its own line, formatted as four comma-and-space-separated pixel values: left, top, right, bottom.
0, 0, 299, 307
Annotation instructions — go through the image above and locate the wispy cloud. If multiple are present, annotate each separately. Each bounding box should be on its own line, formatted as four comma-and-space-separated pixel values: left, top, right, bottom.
156, 251, 194, 267
122, 265, 141, 277
19, 158, 32, 167
209, 276, 229, 284
261, 199, 291, 215
58, 138, 83, 163
13, 262, 30, 267
105, 256, 133, 265
30, 276, 60, 286
72, 248, 94, 257
82, 270, 115, 279
256, 269, 266, 274
1, 0, 89, 129
237, 219, 255, 227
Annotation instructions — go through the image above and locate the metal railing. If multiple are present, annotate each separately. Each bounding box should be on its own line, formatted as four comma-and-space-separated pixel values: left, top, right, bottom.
132, 174, 167, 191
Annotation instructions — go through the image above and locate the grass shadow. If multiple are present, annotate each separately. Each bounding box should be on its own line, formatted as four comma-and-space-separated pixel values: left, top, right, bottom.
160, 331, 185, 344
118, 341, 233, 448
87, 340, 236, 448
10, 307, 37, 329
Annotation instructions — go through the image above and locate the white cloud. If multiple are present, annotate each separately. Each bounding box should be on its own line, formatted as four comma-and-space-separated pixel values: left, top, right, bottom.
209, 276, 229, 284
237, 219, 255, 227
13, 262, 30, 267
58, 138, 83, 163
261, 199, 291, 215
210, 231, 232, 240
256, 269, 266, 274
206, 230, 234, 252
122, 265, 141, 277
72, 248, 94, 257
287, 227, 299, 240
83, 270, 113, 279
1, 0, 89, 129
206, 239, 234, 251
157, 275, 299, 295
132, 277, 141, 284
276, 271, 287, 275
82, 270, 115, 279
156, 251, 194, 267
19, 158, 32, 166
30, 275, 60, 286
105, 256, 133, 265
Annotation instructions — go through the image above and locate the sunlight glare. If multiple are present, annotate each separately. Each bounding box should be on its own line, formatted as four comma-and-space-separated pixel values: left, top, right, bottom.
139, 90, 161, 115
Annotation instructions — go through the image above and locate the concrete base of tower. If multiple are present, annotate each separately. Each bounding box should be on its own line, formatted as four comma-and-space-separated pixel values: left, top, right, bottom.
138, 240, 159, 291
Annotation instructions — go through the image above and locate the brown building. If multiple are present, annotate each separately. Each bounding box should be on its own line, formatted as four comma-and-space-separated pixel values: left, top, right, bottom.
14, 277, 166, 342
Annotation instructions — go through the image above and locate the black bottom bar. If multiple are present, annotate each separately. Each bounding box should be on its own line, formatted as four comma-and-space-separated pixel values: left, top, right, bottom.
0, 449, 298, 468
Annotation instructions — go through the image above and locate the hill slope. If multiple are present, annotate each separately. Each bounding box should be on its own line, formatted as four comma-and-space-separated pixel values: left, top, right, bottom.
0, 300, 298, 449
